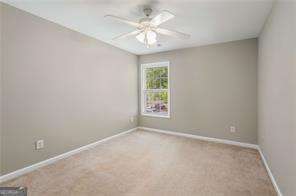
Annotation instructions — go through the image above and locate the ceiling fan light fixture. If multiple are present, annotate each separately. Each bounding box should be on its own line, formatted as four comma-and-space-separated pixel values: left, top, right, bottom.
136, 30, 157, 46
147, 31, 157, 44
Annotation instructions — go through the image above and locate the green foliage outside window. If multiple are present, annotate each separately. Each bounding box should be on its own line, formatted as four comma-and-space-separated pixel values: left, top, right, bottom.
145, 67, 168, 89
146, 91, 168, 105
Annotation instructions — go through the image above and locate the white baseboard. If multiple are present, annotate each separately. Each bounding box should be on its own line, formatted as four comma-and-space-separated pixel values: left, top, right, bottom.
258, 148, 283, 196
0, 126, 282, 196
138, 126, 258, 149
0, 127, 137, 184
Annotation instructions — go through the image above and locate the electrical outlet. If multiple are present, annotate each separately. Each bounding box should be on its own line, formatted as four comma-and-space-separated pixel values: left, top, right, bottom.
230, 126, 236, 133
35, 140, 44, 150
130, 116, 134, 123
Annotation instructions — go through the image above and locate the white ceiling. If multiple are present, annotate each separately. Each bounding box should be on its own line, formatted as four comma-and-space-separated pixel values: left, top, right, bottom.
3, 0, 273, 55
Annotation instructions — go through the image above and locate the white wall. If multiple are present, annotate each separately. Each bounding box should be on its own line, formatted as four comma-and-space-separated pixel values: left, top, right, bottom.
1, 3, 138, 174
258, 1, 296, 195
139, 39, 258, 144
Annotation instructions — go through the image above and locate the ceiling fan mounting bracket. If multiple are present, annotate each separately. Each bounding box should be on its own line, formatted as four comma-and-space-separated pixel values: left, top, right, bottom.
143, 8, 153, 17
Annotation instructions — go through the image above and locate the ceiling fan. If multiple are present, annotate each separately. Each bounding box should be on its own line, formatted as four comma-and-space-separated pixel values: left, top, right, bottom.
105, 8, 190, 48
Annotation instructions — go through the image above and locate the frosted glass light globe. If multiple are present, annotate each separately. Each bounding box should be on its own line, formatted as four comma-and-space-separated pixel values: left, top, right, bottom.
136, 30, 157, 45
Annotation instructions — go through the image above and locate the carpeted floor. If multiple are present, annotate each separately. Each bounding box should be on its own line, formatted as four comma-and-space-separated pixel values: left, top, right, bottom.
1, 129, 276, 196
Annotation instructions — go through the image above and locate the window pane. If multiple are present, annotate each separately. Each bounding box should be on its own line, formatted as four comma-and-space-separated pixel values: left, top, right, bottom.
161, 78, 168, 89
144, 91, 168, 116
145, 67, 168, 89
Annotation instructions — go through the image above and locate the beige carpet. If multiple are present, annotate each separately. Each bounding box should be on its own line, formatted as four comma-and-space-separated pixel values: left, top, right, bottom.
1, 129, 276, 196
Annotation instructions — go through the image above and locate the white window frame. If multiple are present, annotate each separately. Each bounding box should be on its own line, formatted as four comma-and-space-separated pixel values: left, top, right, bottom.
141, 61, 170, 118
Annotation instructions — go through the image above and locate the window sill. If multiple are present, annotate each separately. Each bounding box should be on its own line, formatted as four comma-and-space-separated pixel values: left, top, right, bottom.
141, 113, 170, 119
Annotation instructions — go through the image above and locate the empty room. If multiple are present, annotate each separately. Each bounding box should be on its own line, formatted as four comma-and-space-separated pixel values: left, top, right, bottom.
0, 0, 295, 195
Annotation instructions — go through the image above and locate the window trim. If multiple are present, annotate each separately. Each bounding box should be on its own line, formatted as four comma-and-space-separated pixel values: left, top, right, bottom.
141, 61, 170, 118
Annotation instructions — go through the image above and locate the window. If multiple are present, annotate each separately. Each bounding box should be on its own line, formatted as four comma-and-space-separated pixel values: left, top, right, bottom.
141, 62, 170, 118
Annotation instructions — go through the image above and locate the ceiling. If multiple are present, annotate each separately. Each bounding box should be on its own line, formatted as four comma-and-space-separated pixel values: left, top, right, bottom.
3, 0, 273, 55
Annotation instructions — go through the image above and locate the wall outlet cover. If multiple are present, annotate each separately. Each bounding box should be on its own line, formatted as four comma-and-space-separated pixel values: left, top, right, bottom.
230, 126, 236, 133
35, 140, 44, 150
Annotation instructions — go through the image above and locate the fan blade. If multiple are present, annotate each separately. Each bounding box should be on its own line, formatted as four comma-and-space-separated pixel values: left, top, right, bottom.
156, 28, 190, 39
105, 15, 140, 27
112, 30, 143, 40
150, 10, 175, 26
